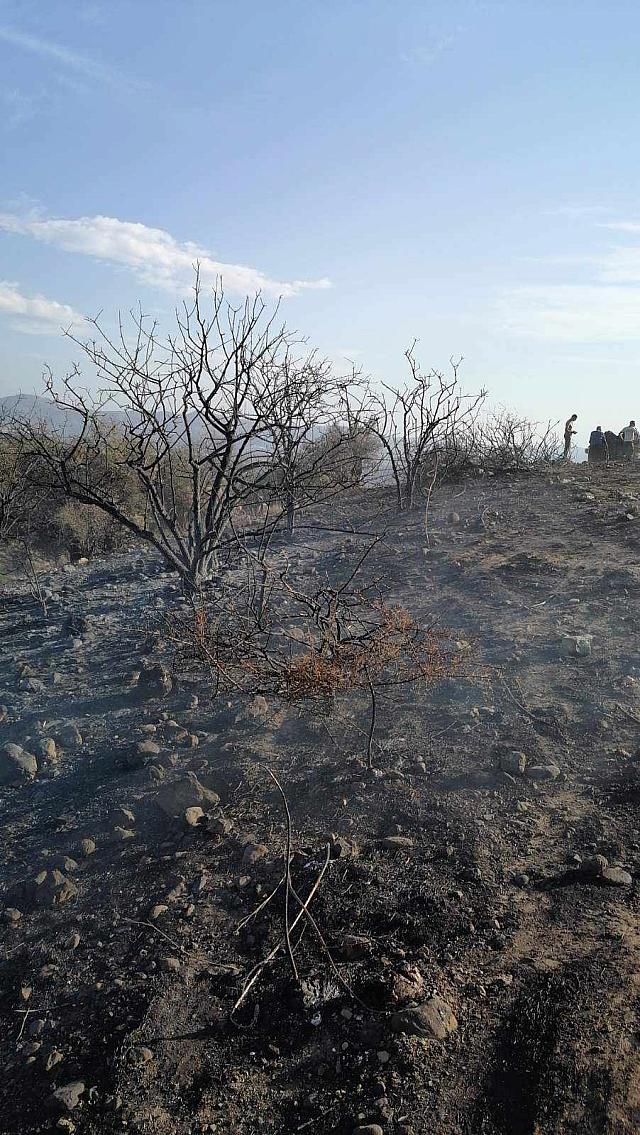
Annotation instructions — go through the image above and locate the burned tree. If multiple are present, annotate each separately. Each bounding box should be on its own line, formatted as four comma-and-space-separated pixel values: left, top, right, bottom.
349, 345, 485, 511
16, 277, 307, 592
260, 353, 374, 535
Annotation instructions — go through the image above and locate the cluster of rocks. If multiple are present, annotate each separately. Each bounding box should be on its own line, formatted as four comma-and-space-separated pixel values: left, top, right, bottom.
497, 749, 561, 782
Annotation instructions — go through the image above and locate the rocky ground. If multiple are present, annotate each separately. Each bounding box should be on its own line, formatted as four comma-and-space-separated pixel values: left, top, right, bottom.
2, 463, 640, 1135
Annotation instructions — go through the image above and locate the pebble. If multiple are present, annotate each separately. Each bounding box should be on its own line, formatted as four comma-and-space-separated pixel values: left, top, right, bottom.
526, 764, 561, 781
77, 838, 96, 857
51, 1081, 85, 1111
391, 995, 458, 1040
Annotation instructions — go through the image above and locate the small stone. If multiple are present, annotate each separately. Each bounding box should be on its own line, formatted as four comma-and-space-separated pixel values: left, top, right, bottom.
130, 740, 161, 768
150, 904, 168, 920
55, 724, 83, 749
160, 956, 181, 974
36, 738, 58, 762
155, 773, 220, 820
67, 931, 81, 949
329, 834, 359, 859
526, 764, 561, 781
562, 634, 592, 658
33, 869, 78, 907
391, 995, 458, 1040
140, 724, 157, 735
113, 826, 136, 841
499, 751, 527, 775
242, 841, 268, 867
77, 838, 96, 857
209, 815, 233, 837
390, 964, 425, 1005
56, 1119, 75, 1133
601, 866, 632, 886
377, 1050, 390, 1064
339, 935, 372, 961
130, 1046, 154, 1065
51, 1081, 85, 1111
352, 1126, 384, 1135
137, 663, 172, 698
184, 806, 205, 828
0, 742, 38, 785
4, 907, 22, 924
20, 984, 32, 1001
379, 835, 414, 851
116, 807, 136, 824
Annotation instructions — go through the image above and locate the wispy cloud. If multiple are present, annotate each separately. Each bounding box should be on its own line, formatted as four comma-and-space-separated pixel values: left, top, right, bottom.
0, 24, 148, 94
0, 211, 332, 299
0, 280, 83, 335
400, 32, 455, 66
0, 87, 41, 129
499, 216, 640, 343
498, 284, 640, 343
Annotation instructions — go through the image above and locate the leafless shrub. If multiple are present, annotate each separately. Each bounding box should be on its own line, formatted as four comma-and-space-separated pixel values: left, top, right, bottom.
166, 541, 458, 767
473, 410, 560, 471
347, 345, 486, 511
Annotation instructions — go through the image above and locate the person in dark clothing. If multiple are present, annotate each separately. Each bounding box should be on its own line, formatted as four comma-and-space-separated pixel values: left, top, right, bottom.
563, 413, 578, 459
588, 425, 608, 464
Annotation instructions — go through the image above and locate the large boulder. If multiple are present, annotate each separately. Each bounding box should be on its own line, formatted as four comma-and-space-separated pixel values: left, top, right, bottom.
154, 773, 220, 820
0, 743, 38, 785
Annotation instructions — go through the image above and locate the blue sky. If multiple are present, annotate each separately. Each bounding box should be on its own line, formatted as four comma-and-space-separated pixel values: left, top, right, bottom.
2, 0, 640, 451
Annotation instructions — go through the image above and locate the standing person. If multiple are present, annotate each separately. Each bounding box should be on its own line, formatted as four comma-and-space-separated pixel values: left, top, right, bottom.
619, 420, 640, 461
563, 413, 578, 460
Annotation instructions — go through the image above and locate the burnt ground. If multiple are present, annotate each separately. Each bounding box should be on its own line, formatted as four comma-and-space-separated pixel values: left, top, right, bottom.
2, 463, 640, 1135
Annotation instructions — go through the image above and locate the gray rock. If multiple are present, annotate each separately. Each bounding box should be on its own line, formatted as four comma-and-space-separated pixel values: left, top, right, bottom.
36, 738, 58, 762
128, 739, 161, 768
51, 1081, 85, 1111
391, 995, 458, 1040
184, 806, 205, 827
32, 869, 78, 907
352, 1126, 384, 1135
526, 764, 561, 781
499, 751, 527, 775
601, 866, 632, 887
379, 835, 414, 851
0, 743, 37, 785
55, 724, 82, 749
154, 773, 220, 820
137, 663, 172, 698
562, 634, 592, 658
242, 840, 268, 866
77, 838, 96, 857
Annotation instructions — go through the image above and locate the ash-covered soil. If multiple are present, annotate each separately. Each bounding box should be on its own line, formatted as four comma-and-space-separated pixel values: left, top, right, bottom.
3, 465, 640, 1135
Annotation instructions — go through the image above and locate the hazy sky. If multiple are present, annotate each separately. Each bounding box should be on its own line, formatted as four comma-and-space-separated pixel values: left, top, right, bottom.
2, 0, 640, 452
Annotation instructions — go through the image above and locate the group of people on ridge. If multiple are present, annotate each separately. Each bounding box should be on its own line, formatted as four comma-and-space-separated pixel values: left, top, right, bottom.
564, 414, 640, 463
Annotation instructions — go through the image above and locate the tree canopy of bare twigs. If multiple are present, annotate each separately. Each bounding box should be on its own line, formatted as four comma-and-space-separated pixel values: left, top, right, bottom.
0, 415, 44, 544
347, 345, 486, 511
473, 410, 560, 470
13, 274, 381, 589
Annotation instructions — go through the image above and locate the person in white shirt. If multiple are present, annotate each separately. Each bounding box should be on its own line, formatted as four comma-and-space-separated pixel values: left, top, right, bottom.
619, 420, 640, 460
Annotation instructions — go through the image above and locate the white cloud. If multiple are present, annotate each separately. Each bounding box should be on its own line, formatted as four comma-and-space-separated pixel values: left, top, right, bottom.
0, 212, 332, 299
0, 280, 83, 335
0, 24, 147, 94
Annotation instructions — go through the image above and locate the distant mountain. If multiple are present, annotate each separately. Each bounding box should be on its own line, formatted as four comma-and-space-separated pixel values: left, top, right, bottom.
0, 394, 131, 434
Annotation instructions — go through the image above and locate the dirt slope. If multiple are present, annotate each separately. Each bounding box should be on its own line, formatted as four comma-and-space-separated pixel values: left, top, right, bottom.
2, 463, 640, 1135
